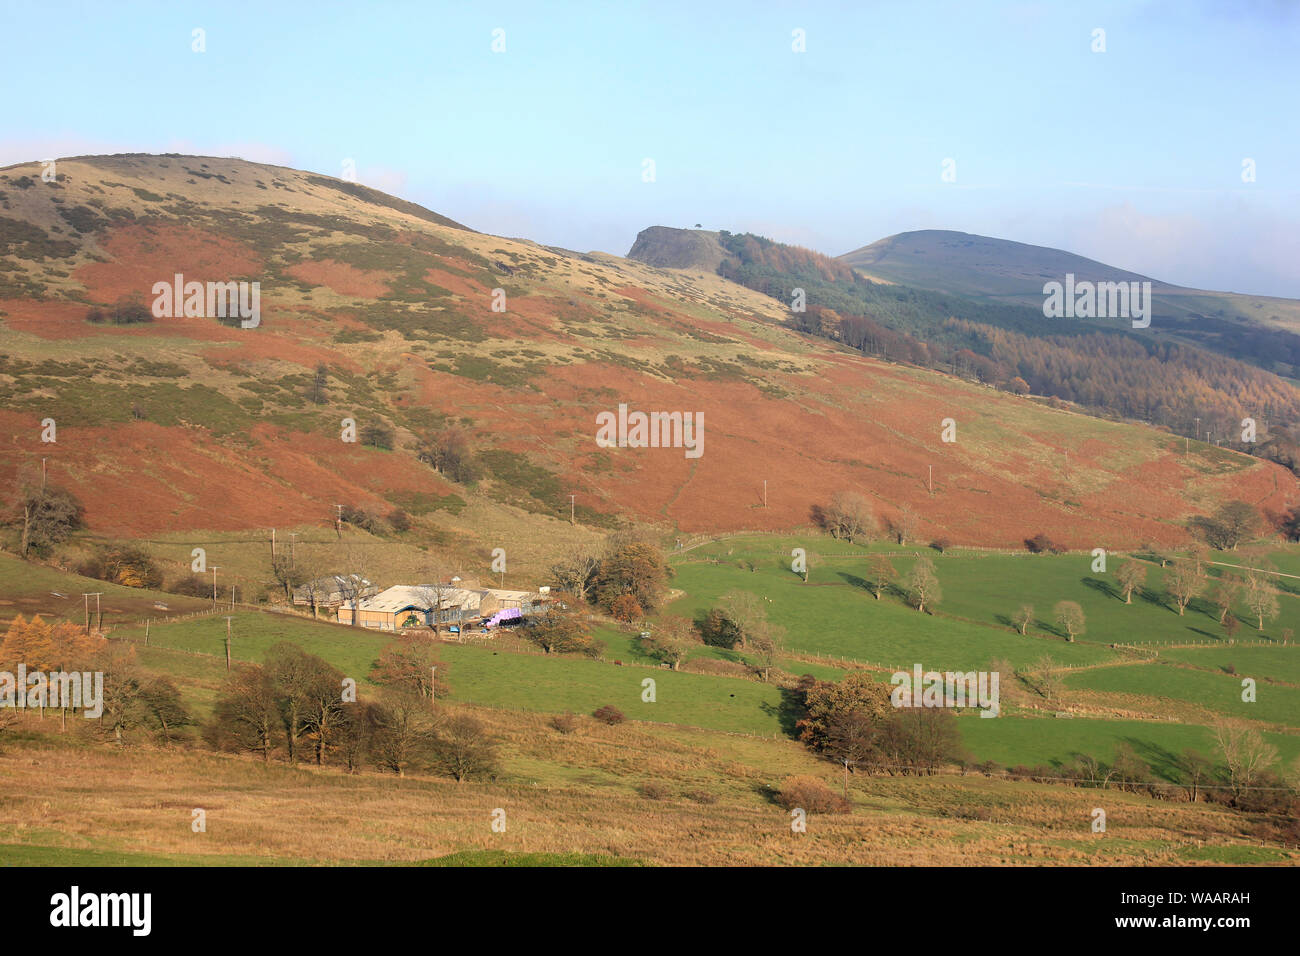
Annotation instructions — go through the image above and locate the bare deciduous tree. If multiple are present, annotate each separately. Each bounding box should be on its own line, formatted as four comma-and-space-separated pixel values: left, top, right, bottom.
1166, 563, 1205, 616
717, 590, 766, 648
907, 557, 941, 613
549, 547, 600, 604
1053, 600, 1085, 641
1244, 571, 1280, 631
1030, 655, 1066, 704
1213, 719, 1277, 799
206, 664, 278, 760
370, 686, 437, 777
867, 555, 894, 600
641, 615, 697, 671
747, 619, 786, 683
429, 713, 499, 782
892, 505, 919, 545
1115, 559, 1147, 605
1212, 575, 1242, 624
825, 491, 876, 544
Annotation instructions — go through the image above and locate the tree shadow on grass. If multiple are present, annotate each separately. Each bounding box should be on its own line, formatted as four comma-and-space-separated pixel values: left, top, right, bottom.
760, 684, 806, 739
836, 572, 870, 591
1137, 587, 1169, 610
1082, 576, 1120, 602
1125, 737, 1183, 782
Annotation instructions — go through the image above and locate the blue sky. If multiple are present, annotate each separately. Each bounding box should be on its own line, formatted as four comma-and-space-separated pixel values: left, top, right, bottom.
3, 0, 1297, 295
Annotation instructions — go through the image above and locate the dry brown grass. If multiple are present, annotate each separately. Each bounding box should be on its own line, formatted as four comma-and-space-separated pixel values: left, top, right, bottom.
1, 703, 1291, 866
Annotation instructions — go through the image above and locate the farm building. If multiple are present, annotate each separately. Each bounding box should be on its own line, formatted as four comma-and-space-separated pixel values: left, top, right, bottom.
292, 574, 377, 620
338, 584, 544, 631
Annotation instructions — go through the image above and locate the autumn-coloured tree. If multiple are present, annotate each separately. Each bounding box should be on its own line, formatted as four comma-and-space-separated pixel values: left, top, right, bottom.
524, 602, 603, 657
1115, 560, 1147, 604
608, 593, 644, 623
1053, 601, 1085, 641
0, 614, 104, 673
796, 672, 893, 753
594, 540, 669, 614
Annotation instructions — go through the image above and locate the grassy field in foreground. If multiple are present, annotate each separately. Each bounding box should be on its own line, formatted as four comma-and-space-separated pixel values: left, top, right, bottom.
1, 710, 1293, 867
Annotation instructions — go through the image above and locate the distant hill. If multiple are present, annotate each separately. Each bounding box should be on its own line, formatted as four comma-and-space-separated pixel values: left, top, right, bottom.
628, 225, 1300, 461
627, 226, 727, 272
842, 230, 1161, 299
842, 229, 1300, 351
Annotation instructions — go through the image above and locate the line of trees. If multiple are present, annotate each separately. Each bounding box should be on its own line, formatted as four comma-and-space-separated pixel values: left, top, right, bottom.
207, 639, 497, 780
548, 532, 671, 624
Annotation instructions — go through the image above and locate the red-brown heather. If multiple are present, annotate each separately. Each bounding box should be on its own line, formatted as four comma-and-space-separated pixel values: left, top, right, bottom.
0, 155, 1293, 547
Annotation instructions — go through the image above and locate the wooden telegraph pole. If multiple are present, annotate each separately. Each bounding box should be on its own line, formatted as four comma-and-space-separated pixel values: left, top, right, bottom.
569, 495, 575, 525
224, 616, 234, 671
82, 593, 102, 634
210, 566, 221, 609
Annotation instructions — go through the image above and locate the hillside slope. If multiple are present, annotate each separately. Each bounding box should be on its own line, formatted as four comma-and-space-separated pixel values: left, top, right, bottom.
0, 155, 1294, 549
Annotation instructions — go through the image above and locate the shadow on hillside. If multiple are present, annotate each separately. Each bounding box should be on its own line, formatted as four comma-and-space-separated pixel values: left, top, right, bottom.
1126, 737, 1182, 781
1082, 576, 1120, 602
760, 684, 806, 739
1137, 587, 1168, 610
836, 572, 870, 591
